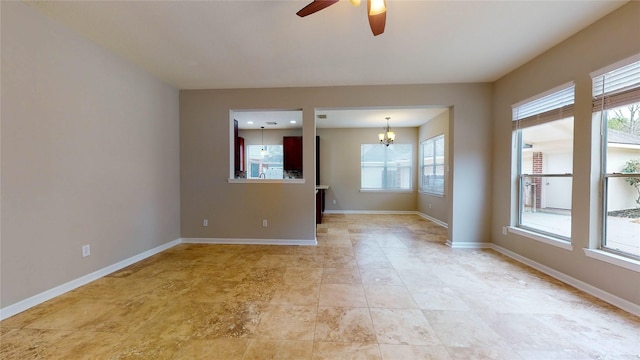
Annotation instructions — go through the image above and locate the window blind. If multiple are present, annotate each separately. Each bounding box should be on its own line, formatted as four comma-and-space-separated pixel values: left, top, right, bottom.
512, 84, 575, 130
592, 58, 640, 110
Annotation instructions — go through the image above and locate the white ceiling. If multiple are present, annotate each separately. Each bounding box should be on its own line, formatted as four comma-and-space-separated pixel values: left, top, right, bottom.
316, 106, 449, 128
234, 109, 303, 129
25, 1, 627, 129
28, 0, 627, 90
233, 107, 448, 129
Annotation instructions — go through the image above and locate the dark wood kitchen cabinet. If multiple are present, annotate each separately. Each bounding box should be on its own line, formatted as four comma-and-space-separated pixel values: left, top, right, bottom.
316, 135, 320, 185
316, 189, 323, 224
283, 136, 302, 171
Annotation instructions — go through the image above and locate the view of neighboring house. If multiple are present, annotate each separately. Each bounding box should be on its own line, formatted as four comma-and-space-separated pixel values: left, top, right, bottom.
519, 111, 640, 256
521, 122, 640, 213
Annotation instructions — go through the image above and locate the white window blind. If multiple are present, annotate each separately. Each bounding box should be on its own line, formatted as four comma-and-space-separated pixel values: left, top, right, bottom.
592, 58, 640, 110
512, 84, 575, 130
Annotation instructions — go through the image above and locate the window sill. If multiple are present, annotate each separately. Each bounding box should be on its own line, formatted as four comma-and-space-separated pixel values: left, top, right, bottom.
507, 226, 573, 251
583, 249, 640, 272
228, 178, 306, 184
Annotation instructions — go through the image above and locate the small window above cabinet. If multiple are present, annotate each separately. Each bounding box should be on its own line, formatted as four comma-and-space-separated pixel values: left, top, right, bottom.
230, 109, 303, 182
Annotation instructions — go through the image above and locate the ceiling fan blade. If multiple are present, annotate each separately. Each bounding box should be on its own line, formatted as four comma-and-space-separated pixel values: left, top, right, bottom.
367, 0, 386, 36
296, 0, 339, 17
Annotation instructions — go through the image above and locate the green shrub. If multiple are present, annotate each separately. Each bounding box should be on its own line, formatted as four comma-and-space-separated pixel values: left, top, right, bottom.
622, 159, 640, 206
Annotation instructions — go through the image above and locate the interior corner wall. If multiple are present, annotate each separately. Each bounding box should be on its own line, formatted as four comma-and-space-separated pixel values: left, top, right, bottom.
180, 83, 492, 246
491, 1, 640, 305
316, 127, 419, 212
417, 110, 450, 224
1, 2, 181, 308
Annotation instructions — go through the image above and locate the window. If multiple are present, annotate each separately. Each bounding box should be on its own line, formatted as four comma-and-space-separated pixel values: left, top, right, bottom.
592, 56, 640, 259
512, 83, 575, 240
361, 144, 412, 190
245, 145, 283, 179
420, 134, 445, 195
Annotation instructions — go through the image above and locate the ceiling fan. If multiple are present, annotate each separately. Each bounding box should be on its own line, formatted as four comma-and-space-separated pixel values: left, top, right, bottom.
296, 0, 387, 36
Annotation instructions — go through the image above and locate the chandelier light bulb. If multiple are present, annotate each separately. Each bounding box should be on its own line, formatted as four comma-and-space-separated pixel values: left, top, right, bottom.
369, 0, 386, 16
379, 117, 395, 146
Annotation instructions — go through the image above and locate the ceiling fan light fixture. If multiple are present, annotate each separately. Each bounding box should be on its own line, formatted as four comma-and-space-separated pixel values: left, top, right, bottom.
368, 0, 386, 16
367, 0, 386, 35
297, 0, 386, 36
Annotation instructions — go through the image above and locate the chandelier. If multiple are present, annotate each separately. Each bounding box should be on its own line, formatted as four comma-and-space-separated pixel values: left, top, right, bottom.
378, 117, 395, 146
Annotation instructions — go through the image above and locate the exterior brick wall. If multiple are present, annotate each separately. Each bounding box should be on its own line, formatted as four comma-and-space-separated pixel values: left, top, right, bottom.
532, 152, 543, 209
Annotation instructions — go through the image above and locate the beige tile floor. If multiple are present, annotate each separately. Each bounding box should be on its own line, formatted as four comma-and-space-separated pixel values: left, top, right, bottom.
1, 214, 638, 359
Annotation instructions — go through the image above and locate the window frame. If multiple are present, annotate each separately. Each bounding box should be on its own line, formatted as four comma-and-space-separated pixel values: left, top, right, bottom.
592, 55, 640, 261
512, 83, 575, 242
515, 130, 574, 241
419, 134, 445, 196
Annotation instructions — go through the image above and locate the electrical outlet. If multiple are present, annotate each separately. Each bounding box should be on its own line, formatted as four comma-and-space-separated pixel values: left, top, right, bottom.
428, 203, 432, 209
262, 219, 268, 227
203, 219, 208, 227
332, 200, 336, 205
82, 244, 91, 257
502, 226, 508, 235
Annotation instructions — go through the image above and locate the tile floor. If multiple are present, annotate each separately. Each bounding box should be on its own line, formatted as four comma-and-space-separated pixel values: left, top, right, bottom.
1, 214, 638, 359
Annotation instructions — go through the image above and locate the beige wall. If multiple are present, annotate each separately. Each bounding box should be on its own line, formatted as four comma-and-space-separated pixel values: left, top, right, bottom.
317, 127, 419, 212
417, 110, 450, 224
491, 2, 640, 304
1, 2, 181, 307
180, 83, 492, 245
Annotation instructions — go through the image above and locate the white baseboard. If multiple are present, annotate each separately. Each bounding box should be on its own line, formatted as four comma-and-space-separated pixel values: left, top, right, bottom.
181, 238, 317, 246
445, 240, 492, 249
323, 210, 448, 230
4, 233, 636, 322
324, 210, 417, 215
1, 236, 316, 320
416, 212, 448, 228
0, 239, 181, 321
489, 243, 640, 317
